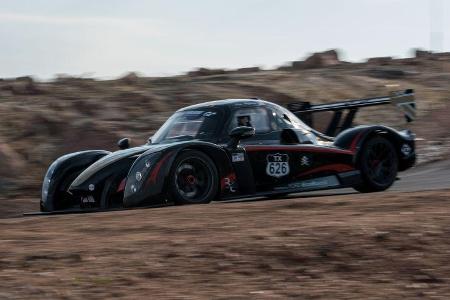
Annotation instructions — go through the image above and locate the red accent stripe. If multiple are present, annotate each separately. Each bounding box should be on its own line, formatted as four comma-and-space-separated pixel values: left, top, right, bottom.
146, 152, 174, 186
295, 164, 354, 178
244, 145, 353, 155
349, 132, 364, 152
116, 178, 126, 192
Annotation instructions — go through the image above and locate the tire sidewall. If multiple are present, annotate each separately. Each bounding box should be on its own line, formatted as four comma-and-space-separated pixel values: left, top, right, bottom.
168, 150, 218, 204
358, 136, 398, 191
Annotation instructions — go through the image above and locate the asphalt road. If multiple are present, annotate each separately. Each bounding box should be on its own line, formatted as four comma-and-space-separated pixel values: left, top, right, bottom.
288, 159, 450, 199
393, 159, 450, 191
214, 159, 450, 206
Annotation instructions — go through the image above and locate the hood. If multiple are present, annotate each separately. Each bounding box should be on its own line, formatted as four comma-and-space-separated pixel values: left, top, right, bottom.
69, 145, 152, 191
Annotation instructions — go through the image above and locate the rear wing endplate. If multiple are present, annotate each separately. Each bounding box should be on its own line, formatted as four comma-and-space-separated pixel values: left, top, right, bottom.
287, 89, 416, 136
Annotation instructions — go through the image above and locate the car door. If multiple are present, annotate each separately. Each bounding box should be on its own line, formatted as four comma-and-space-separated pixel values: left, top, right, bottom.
237, 106, 354, 193
244, 144, 354, 193
226, 105, 290, 192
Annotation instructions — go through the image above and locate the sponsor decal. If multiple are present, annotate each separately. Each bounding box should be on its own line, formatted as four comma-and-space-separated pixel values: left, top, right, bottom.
266, 153, 290, 178
221, 173, 237, 193
81, 195, 95, 204
223, 177, 236, 192
287, 175, 340, 190
300, 155, 311, 166
232, 152, 245, 162
203, 111, 217, 117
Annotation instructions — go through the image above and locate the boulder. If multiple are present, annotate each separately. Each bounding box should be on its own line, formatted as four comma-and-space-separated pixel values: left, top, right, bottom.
367, 57, 393, 65
394, 58, 420, 65
292, 49, 340, 69
415, 49, 432, 58
291, 60, 306, 69
119, 72, 140, 85
1, 76, 45, 95
187, 68, 227, 77
366, 68, 406, 79
234, 67, 261, 74
433, 52, 450, 60
277, 65, 293, 71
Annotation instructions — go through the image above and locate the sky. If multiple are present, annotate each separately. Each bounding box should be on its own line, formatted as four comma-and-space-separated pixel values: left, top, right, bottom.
0, 0, 448, 79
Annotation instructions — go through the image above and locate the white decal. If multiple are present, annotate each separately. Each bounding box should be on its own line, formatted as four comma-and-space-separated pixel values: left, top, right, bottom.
287, 176, 340, 190
232, 152, 245, 162
401, 144, 412, 156
223, 177, 236, 192
266, 153, 290, 178
203, 111, 217, 117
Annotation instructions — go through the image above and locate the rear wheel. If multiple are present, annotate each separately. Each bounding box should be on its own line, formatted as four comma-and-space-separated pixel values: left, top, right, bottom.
354, 136, 398, 193
168, 150, 218, 205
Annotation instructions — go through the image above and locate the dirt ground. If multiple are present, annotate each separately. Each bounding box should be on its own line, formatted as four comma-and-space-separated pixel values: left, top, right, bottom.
1, 190, 449, 299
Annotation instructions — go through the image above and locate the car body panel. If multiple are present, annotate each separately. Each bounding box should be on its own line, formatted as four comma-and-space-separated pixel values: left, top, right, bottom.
41, 150, 111, 211
123, 141, 235, 207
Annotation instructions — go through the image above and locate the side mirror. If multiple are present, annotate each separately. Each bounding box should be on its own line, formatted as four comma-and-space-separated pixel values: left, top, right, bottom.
228, 126, 255, 149
118, 138, 130, 150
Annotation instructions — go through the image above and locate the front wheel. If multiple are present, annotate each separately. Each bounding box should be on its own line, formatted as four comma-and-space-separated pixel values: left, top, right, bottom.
168, 150, 218, 205
354, 136, 398, 193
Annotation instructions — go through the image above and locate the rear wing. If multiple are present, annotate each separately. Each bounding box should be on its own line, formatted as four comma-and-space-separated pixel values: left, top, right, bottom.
287, 89, 416, 136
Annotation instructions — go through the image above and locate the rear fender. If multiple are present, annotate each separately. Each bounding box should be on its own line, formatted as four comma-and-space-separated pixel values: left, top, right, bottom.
41, 150, 111, 211
334, 125, 415, 171
123, 142, 233, 207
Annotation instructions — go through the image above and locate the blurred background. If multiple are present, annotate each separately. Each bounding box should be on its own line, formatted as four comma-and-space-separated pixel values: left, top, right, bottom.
0, 0, 449, 205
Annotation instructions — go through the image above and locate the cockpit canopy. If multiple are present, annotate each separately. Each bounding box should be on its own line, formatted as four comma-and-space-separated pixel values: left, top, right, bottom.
150, 99, 318, 145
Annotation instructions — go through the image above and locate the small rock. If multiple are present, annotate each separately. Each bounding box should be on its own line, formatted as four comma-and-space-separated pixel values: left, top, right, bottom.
367, 56, 393, 65
373, 231, 390, 241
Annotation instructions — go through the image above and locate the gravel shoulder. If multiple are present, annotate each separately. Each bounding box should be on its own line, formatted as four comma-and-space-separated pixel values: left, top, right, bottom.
1, 189, 450, 299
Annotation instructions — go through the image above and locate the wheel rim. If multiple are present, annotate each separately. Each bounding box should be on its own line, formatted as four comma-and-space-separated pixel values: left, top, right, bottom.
174, 157, 212, 202
365, 141, 396, 186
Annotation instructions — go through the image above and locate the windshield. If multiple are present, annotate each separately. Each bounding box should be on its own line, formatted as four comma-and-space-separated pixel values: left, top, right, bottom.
151, 109, 222, 144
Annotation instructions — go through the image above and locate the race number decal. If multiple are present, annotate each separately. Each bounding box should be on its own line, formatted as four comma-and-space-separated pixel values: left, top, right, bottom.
266, 153, 290, 178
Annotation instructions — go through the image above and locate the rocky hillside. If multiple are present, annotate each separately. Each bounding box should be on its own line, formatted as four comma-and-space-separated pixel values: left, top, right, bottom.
1, 49, 450, 198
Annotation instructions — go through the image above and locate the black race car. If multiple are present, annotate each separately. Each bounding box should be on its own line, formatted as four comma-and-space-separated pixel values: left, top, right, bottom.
40, 90, 416, 212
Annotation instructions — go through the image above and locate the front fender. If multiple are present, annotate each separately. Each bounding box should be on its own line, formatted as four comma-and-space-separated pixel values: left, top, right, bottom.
123, 141, 233, 207
334, 125, 416, 171
68, 146, 151, 195
41, 150, 111, 211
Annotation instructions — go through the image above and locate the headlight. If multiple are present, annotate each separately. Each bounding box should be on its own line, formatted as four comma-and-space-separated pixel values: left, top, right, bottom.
125, 152, 161, 196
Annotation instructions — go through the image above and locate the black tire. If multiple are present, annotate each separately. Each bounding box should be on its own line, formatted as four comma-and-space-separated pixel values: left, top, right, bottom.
354, 136, 398, 193
168, 150, 218, 205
